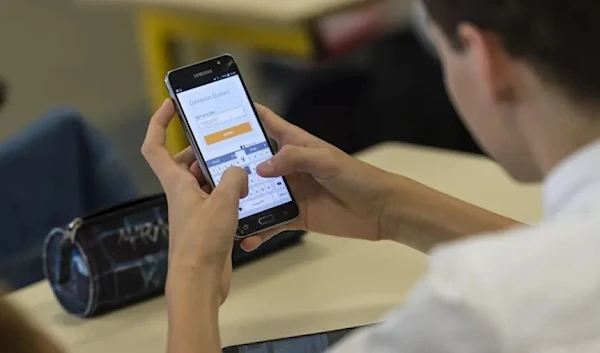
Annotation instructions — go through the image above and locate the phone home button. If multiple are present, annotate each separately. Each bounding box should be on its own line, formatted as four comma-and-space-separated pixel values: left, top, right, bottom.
258, 215, 275, 225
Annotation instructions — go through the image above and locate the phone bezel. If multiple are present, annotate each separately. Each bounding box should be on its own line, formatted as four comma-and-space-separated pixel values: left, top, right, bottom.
164, 54, 299, 238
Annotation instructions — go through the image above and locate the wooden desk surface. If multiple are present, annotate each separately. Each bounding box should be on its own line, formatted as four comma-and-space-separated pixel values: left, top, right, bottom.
8, 142, 542, 352
80, 0, 372, 22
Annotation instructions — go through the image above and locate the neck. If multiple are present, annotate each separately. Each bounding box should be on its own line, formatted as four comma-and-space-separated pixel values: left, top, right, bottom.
519, 87, 600, 178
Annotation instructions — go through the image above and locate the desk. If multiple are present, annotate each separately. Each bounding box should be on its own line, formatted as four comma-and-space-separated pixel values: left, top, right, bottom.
85, 0, 373, 22
79, 0, 380, 153
8, 142, 542, 352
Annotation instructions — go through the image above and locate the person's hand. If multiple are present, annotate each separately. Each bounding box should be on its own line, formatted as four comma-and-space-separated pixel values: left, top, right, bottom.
239, 104, 397, 251
141, 99, 248, 304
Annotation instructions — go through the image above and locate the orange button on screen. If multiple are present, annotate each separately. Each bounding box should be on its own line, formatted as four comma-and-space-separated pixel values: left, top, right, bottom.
204, 122, 252, 145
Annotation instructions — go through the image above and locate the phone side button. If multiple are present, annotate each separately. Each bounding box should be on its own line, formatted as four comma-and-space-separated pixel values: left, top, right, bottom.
258, 215, 275, 225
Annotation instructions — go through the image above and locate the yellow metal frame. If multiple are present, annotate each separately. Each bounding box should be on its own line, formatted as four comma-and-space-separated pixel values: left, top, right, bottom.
136, 9, 315, 153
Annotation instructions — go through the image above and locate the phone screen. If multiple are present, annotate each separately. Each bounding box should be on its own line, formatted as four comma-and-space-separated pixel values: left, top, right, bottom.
223, 327, 360, 353
174, 71, 293, 220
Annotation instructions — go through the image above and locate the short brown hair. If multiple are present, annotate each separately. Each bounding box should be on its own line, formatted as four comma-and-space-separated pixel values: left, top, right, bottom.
422, 0, 600, 100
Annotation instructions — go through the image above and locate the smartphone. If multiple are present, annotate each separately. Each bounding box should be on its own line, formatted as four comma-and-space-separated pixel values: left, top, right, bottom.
165, 54, 299, 238
223, 326, 364, 353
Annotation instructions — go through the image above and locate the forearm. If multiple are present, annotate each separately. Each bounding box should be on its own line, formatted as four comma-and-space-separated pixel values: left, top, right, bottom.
379, 175, 520, 253
166, 272, 222, 353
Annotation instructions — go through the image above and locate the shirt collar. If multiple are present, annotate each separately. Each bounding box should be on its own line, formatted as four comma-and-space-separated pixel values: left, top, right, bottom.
543, 139, 600, 219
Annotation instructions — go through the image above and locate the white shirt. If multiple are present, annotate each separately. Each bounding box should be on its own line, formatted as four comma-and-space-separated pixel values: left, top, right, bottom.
330, 140, 600, 353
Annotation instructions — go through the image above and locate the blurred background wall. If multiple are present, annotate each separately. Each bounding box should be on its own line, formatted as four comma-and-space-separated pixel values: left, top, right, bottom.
0, 0, 146, 138
1, 0, 160, 192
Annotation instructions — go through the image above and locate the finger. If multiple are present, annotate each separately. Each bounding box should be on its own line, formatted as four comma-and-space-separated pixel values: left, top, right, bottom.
173, 146, 195, 167
209, 167, 249, 207
189, 161, 211, 193
240, 236, 264, 252
255, 103, 331, 150
254, 103, 289, 139
257, 145, 341, 180
240, 227, 287, 252
189, 161, 208, 184
141, 99, 180, 183
254, 103, 316, 146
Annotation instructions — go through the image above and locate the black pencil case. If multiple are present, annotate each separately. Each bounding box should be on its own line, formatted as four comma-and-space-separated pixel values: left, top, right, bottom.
42, 194, 304, 317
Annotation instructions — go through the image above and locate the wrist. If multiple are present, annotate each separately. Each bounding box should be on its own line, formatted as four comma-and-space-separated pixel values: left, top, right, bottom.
376, 173, 416, 243
165, 268, 222, 353
166, 266, 221, 306
350, 161, 404, 242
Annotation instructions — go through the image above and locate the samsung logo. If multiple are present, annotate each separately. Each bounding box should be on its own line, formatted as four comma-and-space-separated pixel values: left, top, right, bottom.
193, 69, 213, 78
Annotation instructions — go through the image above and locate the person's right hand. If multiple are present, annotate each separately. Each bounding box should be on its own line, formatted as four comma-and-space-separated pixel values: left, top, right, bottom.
240, 104, 397, 252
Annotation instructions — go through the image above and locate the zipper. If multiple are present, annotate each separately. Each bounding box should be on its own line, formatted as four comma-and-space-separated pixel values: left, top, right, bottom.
56, 217, 83, 284
64, 217, 83, 244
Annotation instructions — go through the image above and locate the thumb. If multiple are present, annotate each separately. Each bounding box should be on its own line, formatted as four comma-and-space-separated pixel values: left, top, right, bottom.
210, 167, 249, 208
257, 145, 341, 180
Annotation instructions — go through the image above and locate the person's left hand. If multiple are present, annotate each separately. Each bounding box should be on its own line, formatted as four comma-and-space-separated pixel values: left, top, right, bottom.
141, 99, 248, 304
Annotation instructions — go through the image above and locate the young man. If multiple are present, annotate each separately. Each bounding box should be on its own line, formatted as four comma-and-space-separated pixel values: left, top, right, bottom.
141, 0, 600, 351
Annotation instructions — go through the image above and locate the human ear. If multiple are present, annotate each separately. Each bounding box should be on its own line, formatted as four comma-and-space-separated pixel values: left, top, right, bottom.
457, 23, 517, 103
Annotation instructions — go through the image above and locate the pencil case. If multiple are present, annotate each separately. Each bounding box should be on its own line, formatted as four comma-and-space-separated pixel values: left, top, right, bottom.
42, 194, 304, 317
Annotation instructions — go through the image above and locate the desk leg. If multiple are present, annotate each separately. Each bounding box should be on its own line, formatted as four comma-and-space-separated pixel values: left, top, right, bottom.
137, 10, 188, 154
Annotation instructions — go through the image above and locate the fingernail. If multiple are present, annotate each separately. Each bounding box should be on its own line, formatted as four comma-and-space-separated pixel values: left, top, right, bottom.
257, 160, 274, 174
241, 243, 256, 253
241, 238, 262, 252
